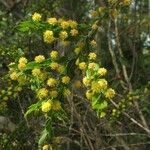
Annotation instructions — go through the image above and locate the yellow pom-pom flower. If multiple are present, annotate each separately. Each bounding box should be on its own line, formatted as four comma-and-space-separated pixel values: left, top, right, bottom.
50, 62, 59, 70
74, 47, 81, 55
86, 90, 93, 100
68, 20, 78, 28
19, 57, 27, 64
32, 12, 41, 21
50, 51, 58, 60
89, 52, 97, 60
62, 76, 70, 84
42, 145, 49, 150
70, 29, 78, 36
10, 72, 18, 80
18, 63, 26, 71
91, 11, 98, 17
98, 79, 108, 89
59, 31, 68, 40
47, 17, 57, 25
32, 68, 41, 76
52, 101, 61, 111
57, 65, 65, 74
60, 21, 69, 29
43, 30, 55, 43
122, 0, 130, 6
50, 90, 58, 98
92, 23, 98, 30
90, 40, 97, 47
35, 55, 45, 63
105, 88, 115, 99
98, 68, 107, 76
82, 77, 90, 87
47, 78, 57, 87
79, 62, 87, 70
38, 88, 48, 98
41, 100, 52, 113
88, 62, 97, 70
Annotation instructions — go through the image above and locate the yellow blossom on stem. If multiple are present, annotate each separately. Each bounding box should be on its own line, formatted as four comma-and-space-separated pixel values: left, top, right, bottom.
79, 62, 87, 70
47, 17, 57, 25
47, 78, 57, 87
32, 68, 41, 76
68, 20, 78, 28
98, 68, 107, 76
10, 72, 18, 80
83, 77, 90, 87
91, 11, 98, 17
50, 50, 58, 60
98, 79, 108, 89
50, 90, 58, 98
105, 88, 116, 99
41, 100, 52, 113
43, 30, 55, 43
62, 76, 70, 84
38, 88, 48, 98
74, 47, 81, 55
52, 101, 61, 111
88, 62, 97, 70
34, 55, 45, 63
90, 40, 97, 47
18, 63, 26, 71
86, 90, 93, 100
32, 12, 41, 21
59, 31, 68, 40
60, 21, 69, 29
57, 65, 65, 74
70, 29, 78, 36
92, 23, 98, 30
42, 145, 49, 150
89, 52, 97, 60
19, 57, 27, 64
50, 62, 59, 70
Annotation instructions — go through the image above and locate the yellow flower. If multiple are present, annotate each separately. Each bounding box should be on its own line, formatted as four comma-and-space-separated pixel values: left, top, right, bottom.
43, 30, 55, 43
89, 52, 97, 60
60, 21, 69, 29
82, 77, 90, 87
47, 78, 57, 87
98, 79, 108, 89
105, 88, 116, 99
59, 31, 68, 40
18, 63, 26, 71
92, 23, 98, 30
19, 57, 27, 64
50, 51, 58, 60
42, 145, 49, 150
79, 62, 87, 70
90, 40, 97, 47
50, 90, 58, 98
98, 7, 105, 14
47, 17, 57, 25
32, 68, 41, 76
74, 47, 81, 55
52, 101, 61, 111
10, 72, 18, 80
50, 62, 59, 70
62, 76, 70, 84
88, 62, 97, 70
98, 68, 107, 76
74, 80, 82, 88
34, 55, 45, 63
38, 88, 48, 98
91, 11, 98, 17
63, 88, 71, 97
57, 65, 65, 74
70, 29, 78, 36
91, 82, 101, 93
41, 101, 52, 113
32, 12, 41, 21
68, 20, 78, 28
122, 0, 130, 6
86, 90, 93, 100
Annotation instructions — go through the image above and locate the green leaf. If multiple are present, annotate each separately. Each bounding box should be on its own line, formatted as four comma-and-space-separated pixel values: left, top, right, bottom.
38, 129, 49, 146
25, 101, 41, 117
